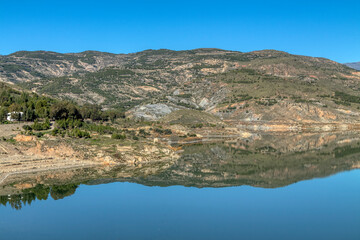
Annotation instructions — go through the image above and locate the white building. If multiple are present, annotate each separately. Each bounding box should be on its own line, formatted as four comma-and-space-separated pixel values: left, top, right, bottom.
6, 112, 24, 121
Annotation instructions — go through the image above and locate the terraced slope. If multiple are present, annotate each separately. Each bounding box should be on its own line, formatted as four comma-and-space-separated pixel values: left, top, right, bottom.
1, 49, 359, 123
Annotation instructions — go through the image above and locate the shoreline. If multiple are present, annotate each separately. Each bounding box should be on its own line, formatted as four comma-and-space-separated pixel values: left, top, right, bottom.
1, 122, 360, 185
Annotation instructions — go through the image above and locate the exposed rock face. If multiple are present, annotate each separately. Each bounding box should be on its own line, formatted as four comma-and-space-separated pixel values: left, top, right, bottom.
128, 103, 180, 121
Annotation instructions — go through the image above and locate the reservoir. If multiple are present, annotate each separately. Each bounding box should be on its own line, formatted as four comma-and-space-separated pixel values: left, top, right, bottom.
1, 133, 360, 240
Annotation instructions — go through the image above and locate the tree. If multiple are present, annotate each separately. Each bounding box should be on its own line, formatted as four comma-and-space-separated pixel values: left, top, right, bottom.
50, 101, 82, 120
24, 108, 36, 121
35, 107, 49, 119
0, 107, 8, 122
102, 109, 125, 122
81, 104, 102, 121
8, 103, 21, 112
44, 118, 51, 129
67, 103, 82, 119
31, 119, 51, 131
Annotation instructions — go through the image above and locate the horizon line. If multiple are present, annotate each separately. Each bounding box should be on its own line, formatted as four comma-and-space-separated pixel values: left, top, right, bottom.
0, 48, 356, 64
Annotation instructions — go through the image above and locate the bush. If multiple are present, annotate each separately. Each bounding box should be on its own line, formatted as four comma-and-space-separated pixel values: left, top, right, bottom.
31, 119, 51, 131
33, 132, 44, 138
154, 128, 172, 135
69, 129, 90, 138
83, 122, 116, 134
51, 128, 59, 136
138, 129, 151, 137
22, 125, 32, 131
163, 129, 172, 135
335, 91, 360, 104
191, 123, 203, 128
55, 118, 83, 130
111, 133, 126, 140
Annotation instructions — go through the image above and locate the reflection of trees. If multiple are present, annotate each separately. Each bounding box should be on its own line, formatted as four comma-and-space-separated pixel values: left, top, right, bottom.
50, 184, 78, 200
25, 184, 50, 200
0, 193, 36, 210
0, 184, 78, 210
334, 145, 360, 158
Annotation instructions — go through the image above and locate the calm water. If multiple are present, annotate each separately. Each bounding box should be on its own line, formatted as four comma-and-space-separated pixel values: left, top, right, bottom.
1, 132, 360, 239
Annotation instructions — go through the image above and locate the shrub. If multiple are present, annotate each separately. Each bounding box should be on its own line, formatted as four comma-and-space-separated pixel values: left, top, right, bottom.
31, 119, 51, 131
111, 133, 126, 140
191, 123, 203, 128
22, 125, 32, 131
55, 118, 83, 130
33, 132, 44, 138
83, 122, 116, 134
335, 91, 360, 104
69, 129, 90, 138
154, 128, 172, 134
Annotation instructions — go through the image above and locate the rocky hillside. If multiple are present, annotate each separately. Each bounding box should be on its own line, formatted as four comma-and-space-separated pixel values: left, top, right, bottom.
345, 62, 360, 70
1, 49, 360, 123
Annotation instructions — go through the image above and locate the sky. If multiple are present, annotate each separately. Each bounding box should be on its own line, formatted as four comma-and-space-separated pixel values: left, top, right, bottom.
0, 0, 359, 63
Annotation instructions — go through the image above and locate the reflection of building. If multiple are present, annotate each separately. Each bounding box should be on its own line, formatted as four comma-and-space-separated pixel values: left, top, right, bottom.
6, 112, 24, 121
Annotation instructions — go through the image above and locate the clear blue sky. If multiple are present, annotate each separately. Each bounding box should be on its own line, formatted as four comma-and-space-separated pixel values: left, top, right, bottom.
1, 0, 359, 62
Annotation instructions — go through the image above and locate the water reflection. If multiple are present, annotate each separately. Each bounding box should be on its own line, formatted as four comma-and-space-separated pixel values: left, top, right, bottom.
134, 132, 360, 188
1, 131, 360, 209
0, 184, 78, 210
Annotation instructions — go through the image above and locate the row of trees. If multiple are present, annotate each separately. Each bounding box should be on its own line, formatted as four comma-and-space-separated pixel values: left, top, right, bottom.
0, 88, 55, 121
48, 102, 125, 122
0, 86, 125, 122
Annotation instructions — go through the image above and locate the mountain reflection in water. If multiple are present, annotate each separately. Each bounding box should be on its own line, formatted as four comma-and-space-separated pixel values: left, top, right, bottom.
1, 131, 360, 210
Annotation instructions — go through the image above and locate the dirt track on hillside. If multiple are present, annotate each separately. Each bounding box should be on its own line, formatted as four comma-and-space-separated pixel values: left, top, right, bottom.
0, 123, 26, 137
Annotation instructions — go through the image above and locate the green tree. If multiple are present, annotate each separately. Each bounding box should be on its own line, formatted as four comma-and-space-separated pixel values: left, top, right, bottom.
0, 107, 8, 122
8, 103, 21, 112
81, 104, 102, 121
50, 101, 82, 120
24, 107, 36, 121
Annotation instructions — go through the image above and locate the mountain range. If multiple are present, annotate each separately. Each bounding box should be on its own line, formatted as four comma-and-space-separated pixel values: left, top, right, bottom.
1, 48, 359, 124
345, 62, 360, 70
